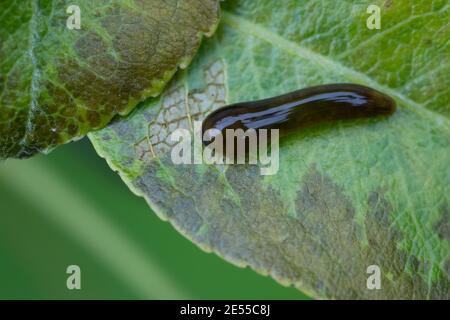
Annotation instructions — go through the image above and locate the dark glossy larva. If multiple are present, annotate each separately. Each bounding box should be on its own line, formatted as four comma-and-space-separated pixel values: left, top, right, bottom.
202, 83, 396, 143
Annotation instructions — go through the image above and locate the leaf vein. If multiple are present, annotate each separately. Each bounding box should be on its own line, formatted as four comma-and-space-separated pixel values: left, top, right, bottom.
19, 0, 43, 153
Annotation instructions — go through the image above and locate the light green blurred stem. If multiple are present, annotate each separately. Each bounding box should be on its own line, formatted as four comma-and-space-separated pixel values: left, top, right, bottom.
0, 159, 188, 299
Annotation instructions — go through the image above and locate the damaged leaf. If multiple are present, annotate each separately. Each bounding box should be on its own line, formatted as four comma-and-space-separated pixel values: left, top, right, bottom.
90, 0, 450, 298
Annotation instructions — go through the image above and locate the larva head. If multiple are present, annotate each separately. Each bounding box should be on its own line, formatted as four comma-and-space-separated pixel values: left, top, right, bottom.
349, 84, 396, 117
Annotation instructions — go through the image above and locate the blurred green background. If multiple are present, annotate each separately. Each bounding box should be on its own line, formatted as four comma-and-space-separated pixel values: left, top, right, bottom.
0, 138, 308, 299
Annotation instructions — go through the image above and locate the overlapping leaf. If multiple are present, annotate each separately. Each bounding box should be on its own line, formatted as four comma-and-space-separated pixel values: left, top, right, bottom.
0, 0, 220, 158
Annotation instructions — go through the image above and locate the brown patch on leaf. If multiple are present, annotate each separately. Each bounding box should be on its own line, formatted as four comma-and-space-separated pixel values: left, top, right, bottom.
135, 161, 449, 299
434, 204, 449, 241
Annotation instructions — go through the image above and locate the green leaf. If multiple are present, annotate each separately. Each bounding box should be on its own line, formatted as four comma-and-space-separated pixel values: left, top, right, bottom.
0, 0, 220, 158
89, 0, 450, 299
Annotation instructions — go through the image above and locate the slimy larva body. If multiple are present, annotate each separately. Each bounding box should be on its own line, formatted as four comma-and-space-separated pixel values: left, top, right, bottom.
202, 83, 396, 141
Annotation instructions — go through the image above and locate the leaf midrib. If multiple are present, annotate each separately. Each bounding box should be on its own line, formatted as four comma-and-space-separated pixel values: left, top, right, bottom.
19, 0, 42, 153
221, 11, 450, 131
